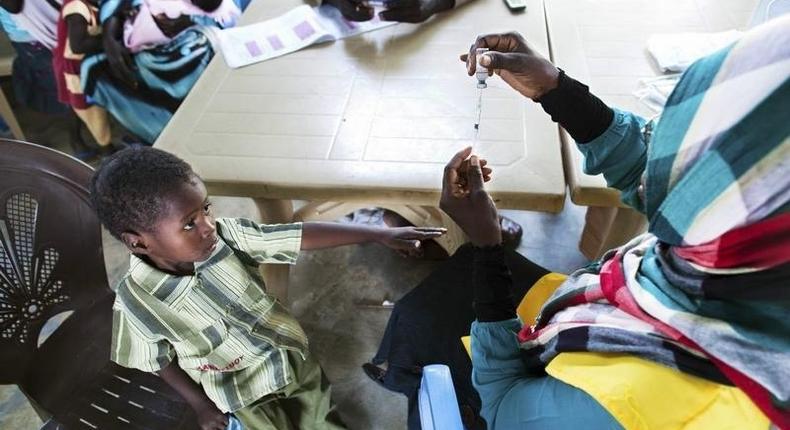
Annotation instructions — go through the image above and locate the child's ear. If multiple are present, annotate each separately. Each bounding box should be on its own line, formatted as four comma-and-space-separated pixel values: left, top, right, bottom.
120, 231, 149, 254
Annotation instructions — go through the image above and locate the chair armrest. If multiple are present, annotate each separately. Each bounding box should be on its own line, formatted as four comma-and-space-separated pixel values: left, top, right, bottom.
418, 364, 464, 430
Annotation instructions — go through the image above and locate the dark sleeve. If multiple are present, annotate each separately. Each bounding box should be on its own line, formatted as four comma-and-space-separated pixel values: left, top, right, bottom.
473, 245, 516, 322
537, 69, 614, 144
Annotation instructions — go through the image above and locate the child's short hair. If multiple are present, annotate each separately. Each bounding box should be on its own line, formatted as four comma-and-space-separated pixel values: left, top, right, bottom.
90, 147, 196, 240
191, 0, 222, 12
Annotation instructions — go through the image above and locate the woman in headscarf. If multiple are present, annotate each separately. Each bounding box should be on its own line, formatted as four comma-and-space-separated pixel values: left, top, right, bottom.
437, 15, 788, 429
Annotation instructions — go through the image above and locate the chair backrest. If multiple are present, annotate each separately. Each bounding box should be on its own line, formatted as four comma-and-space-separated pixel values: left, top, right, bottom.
418, 364, 465, 430
0, 139, 112, 384
0, 140, 198, 429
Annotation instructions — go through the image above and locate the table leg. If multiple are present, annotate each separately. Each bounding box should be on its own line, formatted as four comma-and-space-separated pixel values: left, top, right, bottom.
0, 88, 24, 140
578, 206, 647, 260
253, 198, 294, 304
293, 201, 357, 222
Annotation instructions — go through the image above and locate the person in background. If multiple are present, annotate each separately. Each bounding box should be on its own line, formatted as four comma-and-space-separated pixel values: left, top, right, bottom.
0, 0, 59, 49
0, 2, 67, 114
123, 0, 241, 53
77, 0, 247, 144
53, 0, 115, 156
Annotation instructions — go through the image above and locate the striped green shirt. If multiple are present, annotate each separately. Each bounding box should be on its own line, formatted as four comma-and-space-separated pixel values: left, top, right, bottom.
111, 218, 307, 412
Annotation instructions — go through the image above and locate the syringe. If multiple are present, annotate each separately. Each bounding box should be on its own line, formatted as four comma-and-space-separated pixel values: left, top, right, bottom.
473, 48, 489, 151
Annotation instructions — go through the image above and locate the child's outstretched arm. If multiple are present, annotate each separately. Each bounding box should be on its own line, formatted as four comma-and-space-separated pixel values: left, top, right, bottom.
158, 359, 229, 430
301, 221, 446, 253
66, 14, 103, 55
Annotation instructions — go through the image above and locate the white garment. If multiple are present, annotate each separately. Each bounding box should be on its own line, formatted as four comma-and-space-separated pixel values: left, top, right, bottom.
13, 0, 62, 49
646, 31, 742, 73
633, 74, 681, 114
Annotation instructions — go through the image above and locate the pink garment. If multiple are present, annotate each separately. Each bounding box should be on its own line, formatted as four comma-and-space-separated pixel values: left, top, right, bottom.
123, 0, 240, 52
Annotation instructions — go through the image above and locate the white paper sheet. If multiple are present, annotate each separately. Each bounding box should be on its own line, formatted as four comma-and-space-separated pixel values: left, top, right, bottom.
646, 30, 742, 73
215, 5, 397, 68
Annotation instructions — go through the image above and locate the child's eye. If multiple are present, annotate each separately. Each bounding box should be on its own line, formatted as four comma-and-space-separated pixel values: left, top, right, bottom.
203, 203, 212, 215
184, 219, 196, 231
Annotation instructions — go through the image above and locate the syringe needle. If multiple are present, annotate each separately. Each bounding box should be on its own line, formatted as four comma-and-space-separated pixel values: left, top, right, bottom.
475, 88, 483, 129
472, 88, 482, 151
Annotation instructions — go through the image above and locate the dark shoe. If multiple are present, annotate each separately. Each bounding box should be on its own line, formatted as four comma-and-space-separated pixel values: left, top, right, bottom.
69, 115, 98, 161
362, 362, 387, 388
500, 215, 523, 249
343, 207, 386, 226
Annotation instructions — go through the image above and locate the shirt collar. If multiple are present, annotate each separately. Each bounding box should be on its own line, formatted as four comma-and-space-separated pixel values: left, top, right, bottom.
127, 254, 181, 295
127, 238, 232, 295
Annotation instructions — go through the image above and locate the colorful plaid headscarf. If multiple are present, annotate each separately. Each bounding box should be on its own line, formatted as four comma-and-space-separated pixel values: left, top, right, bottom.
519, 16, 790, 427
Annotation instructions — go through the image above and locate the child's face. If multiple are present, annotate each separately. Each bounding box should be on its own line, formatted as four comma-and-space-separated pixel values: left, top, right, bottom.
127, 177, 218, 274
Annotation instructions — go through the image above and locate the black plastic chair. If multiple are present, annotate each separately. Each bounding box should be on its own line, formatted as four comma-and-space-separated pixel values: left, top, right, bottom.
0, 139, 198, 429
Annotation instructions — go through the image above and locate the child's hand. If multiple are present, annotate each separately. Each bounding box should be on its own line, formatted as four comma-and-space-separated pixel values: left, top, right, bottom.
195, 401, 228, 430
377, 226, 446, 253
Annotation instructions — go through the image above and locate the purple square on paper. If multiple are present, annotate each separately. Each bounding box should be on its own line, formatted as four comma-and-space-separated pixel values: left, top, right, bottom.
293, 21, 316, 40
267, 35, 284, 50
342, 19, 357, 30
245, 40, 262, 57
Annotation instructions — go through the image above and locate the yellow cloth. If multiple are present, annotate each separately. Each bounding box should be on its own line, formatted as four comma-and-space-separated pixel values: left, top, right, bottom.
546, 353, 768, 430
462, 273, 569, 356
516, 272, 567, 324
464, 272, 768, 429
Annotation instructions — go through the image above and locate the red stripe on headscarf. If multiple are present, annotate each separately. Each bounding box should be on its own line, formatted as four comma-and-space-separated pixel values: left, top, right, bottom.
673, 213, 790, 269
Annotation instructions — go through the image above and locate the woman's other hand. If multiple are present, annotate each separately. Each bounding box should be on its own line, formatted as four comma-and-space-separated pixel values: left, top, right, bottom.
440, 147, 501, 247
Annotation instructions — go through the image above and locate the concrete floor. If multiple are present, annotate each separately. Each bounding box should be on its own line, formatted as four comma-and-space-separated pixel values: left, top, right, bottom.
0, 90, 590, 429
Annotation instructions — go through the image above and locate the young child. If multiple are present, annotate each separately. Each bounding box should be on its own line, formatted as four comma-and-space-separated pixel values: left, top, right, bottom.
90, 147, 445, 429
53, 0, 115, 156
